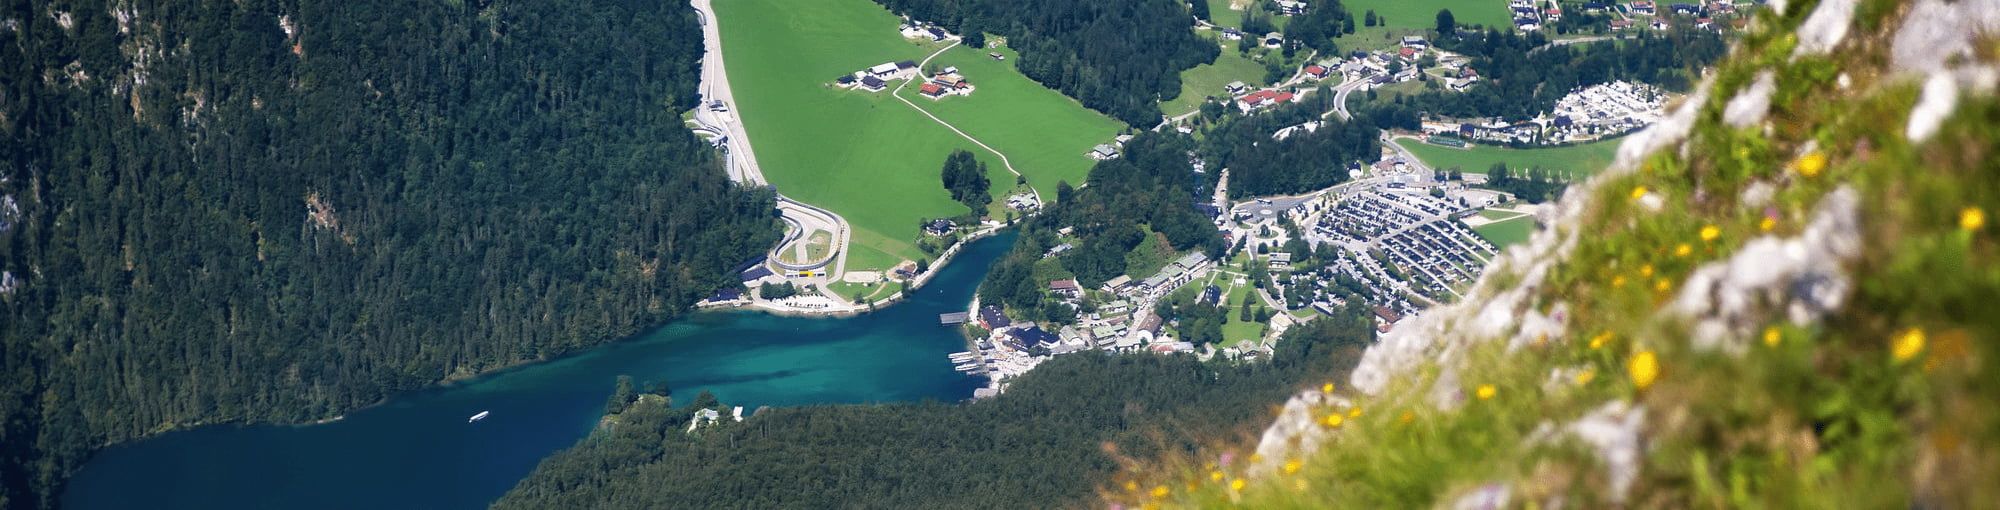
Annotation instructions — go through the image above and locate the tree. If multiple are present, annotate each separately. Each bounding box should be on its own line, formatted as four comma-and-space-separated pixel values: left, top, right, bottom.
940, 150, 993, 214
1364, 10, 1377, 27
1343, 16, 1356, 34
1191, 0, 1211, 21
607, 375, 636, 415
1435, 9, 1457, 37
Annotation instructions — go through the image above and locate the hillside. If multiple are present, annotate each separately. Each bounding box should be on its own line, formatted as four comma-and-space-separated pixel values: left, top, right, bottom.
1109, 0, 2000, 506
0, 1, 776, 507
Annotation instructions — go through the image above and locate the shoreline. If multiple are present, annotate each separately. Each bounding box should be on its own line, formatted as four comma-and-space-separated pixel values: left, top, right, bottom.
708, 221, 1018, 318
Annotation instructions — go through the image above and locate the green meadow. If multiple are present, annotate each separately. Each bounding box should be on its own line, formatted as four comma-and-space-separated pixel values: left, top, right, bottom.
1471, 215, 1535, 248
715, 0, 1122, 270
1343, 0, 1513, 31
894, 45, 1123, 203
1397, 137, 1622, 176
1162, 36, 1271, 117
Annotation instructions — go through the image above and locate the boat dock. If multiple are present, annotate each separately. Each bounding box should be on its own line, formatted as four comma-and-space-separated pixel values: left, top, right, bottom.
938, 312, 970, 325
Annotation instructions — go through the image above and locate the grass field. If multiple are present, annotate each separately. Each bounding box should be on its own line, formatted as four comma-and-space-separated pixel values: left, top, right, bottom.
1343, 0, 1513, 32
1397, 137, 1622, 176
716, 0, 1115, 271
895, 45, 1123, 201
1163, 40, 1271, 117
1471, 215, 1535, 248
1205, 0, 1246, 29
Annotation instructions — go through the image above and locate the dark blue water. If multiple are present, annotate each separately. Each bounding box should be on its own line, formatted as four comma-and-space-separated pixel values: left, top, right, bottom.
62, 232, 1015, 510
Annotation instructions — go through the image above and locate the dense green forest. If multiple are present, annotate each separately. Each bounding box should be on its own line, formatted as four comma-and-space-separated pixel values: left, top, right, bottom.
872, 0, 1217, 126
976, 132, 1225, 322
939, 149, 992, 214
0, 0, 777, 506
1199, 89, 1380, 198
1383, 28, 1729, 121
496, 314, 1375, 509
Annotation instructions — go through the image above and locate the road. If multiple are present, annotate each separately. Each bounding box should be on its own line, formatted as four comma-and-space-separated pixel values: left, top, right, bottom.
890, 41, 1043, 206
691, 0, 857, 299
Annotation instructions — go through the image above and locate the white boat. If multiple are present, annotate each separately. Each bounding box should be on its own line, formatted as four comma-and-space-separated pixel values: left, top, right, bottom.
954, 363, 980, 371
468, 411, 490, 423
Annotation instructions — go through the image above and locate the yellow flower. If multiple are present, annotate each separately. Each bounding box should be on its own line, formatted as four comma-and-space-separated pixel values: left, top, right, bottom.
1655, 278, 1673, 292
1321, 382, 1335, 394
1124, 481, 1139, 492
1399, 411, 1416, 424
1151, 485, 1170, 499
1210, 471, 1225, 482
1575, 369, 1596, 385
1282, 460, 1302, 475
1893, 328, 1926, 363
1348, 406, 1363, 418
1611, 275, 1628, 288
1475, 384, 1497, 400
1630, 185, 1649, 200
1796, 151, 1827, 177
1589, 331, 1612, 350
1230, 479, 1248, 491
1759, 216, 1777, 232
1629, 350, 1660, 391
1321, 413, 1344, 428
1674, 243, 1693, 257
1699, 225, 1721, 242
1640, 264, 1655, 278
1963, 207, 1987, 231
1734, 146, 1750, 160
1762, 326, 1782, 348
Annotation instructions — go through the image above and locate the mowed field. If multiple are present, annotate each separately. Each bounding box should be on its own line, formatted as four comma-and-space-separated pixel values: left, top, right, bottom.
715, 0, 1119, 270
1397, 137, 1622, 176
1472, 215, 1535, 248
894, 45, 1123, 202
1162, 34, 1270, 117
1342, 0, 1512, 31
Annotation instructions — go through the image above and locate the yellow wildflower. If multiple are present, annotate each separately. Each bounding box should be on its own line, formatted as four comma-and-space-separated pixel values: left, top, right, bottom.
1629, 350, 1660, 391
1674, 243, 1693, 257
1282, 460, 1302, 475
1321, 413, 1344, 428
1249, 454, 1263, 464
1700, 225, 1721, 242
1589, 331, 1612, 350
1893, 328, 1926, 363
1348, 406, 1363, 418
1475, 384, 1497, 400
1210, 471, 1225, 482
1759, 216, 1777, 232
1963, 207, 1987, 232
1399, 411, 1416, 424
1230, 479, 1248, 491
1124, 481, 1139, 492
1734, 146, 1750, 160
1655, 278, 1673, 292
1796, 151, 1827, 177
1321, 382, 1335, 394
1151, 485, 1170, 499
1640, 264, 1655, 278
1575, 369, 1596, 385
1630, 185, 1649, 200
1762, 326, 1782, 348
1611, 275, 1628, 288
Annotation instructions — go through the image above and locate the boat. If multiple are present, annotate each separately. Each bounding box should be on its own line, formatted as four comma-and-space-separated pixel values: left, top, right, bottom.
468, 411, 490, 423
954, 363, 980, 372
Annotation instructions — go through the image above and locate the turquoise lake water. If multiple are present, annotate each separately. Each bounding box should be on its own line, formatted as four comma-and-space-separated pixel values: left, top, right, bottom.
62, 232, 1015, 509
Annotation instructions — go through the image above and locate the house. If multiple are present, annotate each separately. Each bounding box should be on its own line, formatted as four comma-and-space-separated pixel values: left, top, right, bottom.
1514, 18, 1541, 31
896, 60, 918, 73
978, 305, 1011, 329
1089, 144, 1120, 160
1102, 275, 1133, 293
1630, 0, 1657, 15
1610, 18, 1634, 30
868, 62, 902, 78
1008, 327, 1061, 350
926, 27, 948, 41
1459, 67, 1479, 79
1302, 64, 1331, 80
924, 218, 955, 236
1114, 134, 1135, 146
1263, 32, 1284, 48
859, 75, 887, 91
1269, 252, 1293, 270
919, 82, 945, 98
1398, 47, 1418, 60
1199, 285, 1222, 304
1224, 81, 1250, 95
1046, 243, 1074, 256
1669, 3, 1699, 14
1372, 305, 1403, 325
1401, 36, 1428, 49
835, 74, 856, 87
1049, 279, 1082, 298
1235, 89, 1294, 112
1274, 0, 1307, 15
1220, 28, 1244, 40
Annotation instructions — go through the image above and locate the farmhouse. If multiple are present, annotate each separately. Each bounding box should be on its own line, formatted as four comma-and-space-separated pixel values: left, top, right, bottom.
1235, 89, 1294, 113
1224, 81, 1250, 95
1089, 144, 1121, 160
1049, 279, 1081, 298
1274, 0, 1307, 15
1302, 64, 1331, 80
859, 75, 887, 91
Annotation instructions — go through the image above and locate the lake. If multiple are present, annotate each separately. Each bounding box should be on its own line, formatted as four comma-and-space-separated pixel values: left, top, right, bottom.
62, 231, 1016, 509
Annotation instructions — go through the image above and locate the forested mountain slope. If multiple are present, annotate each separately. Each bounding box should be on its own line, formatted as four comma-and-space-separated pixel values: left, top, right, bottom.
872, 0, 1217, 126
1106, 0, 2000, 507
0, 1, 777, 506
